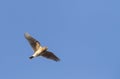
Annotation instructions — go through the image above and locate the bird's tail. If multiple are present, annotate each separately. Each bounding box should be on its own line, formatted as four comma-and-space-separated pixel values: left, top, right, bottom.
29, 56, 34, 59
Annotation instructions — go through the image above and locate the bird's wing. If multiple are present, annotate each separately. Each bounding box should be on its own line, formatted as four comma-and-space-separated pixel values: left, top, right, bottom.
42, 51, 60, 62
24, 33, 41, 52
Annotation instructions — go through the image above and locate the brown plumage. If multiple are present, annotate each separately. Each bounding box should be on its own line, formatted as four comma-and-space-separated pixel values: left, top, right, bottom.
24, 32, 60, 62
42, 51, 60, 61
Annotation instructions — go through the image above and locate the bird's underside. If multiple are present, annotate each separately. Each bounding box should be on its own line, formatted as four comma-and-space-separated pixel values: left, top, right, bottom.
24, 33, 60, 62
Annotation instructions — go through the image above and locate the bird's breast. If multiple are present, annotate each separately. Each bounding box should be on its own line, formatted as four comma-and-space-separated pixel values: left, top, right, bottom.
33, 49, 42, 57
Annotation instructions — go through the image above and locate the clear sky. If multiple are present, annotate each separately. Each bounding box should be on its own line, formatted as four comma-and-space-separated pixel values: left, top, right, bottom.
0, 0, 120, 79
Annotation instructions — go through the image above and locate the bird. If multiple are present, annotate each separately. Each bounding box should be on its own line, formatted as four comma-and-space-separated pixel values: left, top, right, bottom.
24, 32, 60, 62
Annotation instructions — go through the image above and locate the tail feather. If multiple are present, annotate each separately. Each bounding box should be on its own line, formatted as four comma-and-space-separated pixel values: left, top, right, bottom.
29, 56, 34, 59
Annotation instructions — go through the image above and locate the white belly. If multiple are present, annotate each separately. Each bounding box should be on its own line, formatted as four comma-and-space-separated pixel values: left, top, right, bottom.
32, 49, 42, 57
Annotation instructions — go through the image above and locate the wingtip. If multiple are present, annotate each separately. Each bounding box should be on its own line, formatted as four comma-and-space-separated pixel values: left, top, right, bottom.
24, 32, 31, 38
53, 57, 60, 62
55, 58, 60, 62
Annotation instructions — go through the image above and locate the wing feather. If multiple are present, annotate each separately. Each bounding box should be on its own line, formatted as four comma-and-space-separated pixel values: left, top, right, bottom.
24, 33, 40, 51
42, 51, 60, 61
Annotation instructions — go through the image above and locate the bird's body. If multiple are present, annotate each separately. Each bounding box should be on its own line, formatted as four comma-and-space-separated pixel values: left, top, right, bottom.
24, 33, 60, 62
32, 47, 46, 57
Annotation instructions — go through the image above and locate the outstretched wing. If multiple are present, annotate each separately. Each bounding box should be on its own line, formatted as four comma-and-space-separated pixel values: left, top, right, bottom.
24, 33, 40, 52
42, 51, 60, 62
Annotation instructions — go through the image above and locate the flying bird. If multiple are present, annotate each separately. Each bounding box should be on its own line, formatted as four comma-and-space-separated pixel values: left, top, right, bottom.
24, 33, 60, 62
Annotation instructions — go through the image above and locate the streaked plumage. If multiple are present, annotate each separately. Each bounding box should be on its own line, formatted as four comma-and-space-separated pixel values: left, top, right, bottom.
24, 33, 60, 62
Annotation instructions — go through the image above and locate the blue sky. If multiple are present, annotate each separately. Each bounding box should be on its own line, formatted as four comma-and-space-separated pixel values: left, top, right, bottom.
0, 0, 120, 79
